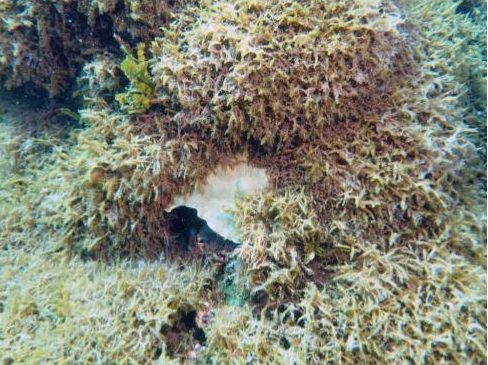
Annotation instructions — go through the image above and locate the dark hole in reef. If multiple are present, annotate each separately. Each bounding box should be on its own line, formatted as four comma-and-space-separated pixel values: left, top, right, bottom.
455, 0, 477, 15
153, 346, 162, 360
0, 83, 50, 108
92, 13, 121, 54
2, 357, 14, 365
182, 310, 207, 344
247, 137, 270, 158
160, 308, 207, 357
280, 337, 291, 350
0, 85, 81, 132
166, 206, 237, 260
16, 2, 121, 104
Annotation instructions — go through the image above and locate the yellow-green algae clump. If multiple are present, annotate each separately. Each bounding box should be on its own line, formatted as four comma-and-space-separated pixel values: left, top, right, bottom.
0, 0, 486, 364
116, 43, 156, 114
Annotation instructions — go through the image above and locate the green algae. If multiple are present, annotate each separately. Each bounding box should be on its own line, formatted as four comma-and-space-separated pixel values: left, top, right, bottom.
115, 43, 155, 114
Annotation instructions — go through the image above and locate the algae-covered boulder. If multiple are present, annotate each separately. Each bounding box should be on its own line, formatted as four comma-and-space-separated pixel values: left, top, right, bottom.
151, 0, 410, 150
0, 0, 485, 364
64, 0, 415, 260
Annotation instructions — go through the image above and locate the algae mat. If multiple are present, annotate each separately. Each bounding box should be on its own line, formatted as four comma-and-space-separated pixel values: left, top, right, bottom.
0, 0, 486, 364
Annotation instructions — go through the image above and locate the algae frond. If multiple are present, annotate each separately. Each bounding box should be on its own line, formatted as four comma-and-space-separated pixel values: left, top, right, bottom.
116, 43, 156, 114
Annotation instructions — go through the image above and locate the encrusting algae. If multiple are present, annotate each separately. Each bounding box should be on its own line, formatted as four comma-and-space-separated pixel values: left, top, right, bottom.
0, 0, 486, 364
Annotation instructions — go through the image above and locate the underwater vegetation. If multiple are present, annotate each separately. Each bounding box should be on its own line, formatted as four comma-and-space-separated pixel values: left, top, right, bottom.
0, 0, 486, 364
116, 43, 156, 114
0, 0, 192, 98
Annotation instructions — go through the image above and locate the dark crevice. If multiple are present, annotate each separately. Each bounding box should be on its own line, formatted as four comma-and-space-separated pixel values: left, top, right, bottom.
160, 308, 207, 358
166, 206, 237, 260
455, 0, 482, 15
2, 2, 121, 103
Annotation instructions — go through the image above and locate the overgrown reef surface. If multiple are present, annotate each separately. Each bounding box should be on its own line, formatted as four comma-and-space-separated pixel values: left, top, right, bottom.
0, 0, 486, 364
0, 0, 193, 98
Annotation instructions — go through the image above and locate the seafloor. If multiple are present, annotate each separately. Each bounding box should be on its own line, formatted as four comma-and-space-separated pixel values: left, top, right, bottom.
0, 0, 486, 364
